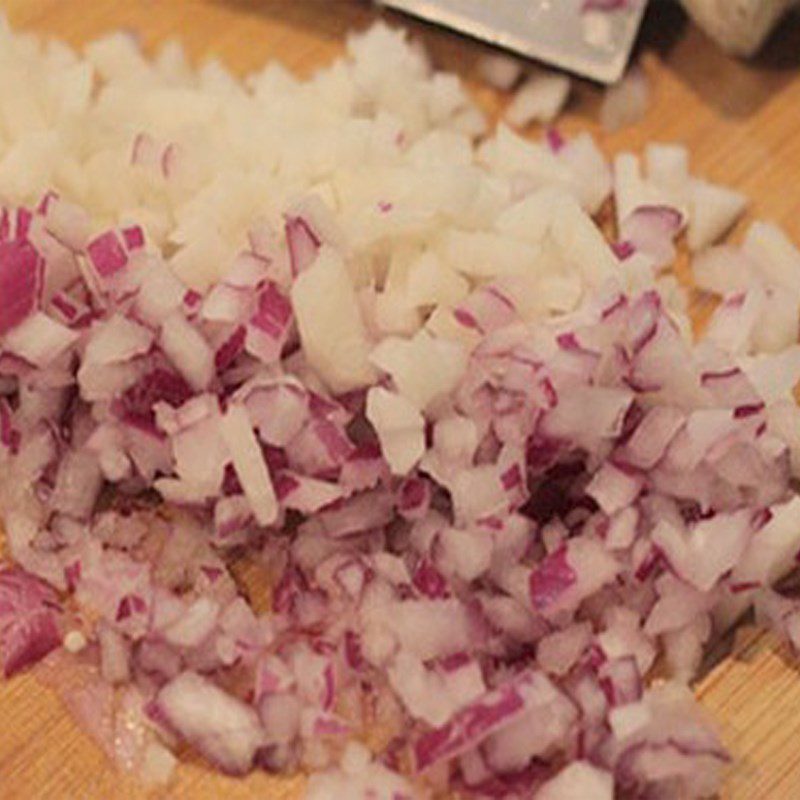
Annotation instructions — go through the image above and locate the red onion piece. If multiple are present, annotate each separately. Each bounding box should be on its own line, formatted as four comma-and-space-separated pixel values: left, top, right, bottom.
619, 205, 683, 268
0, 566, 62, 677
86, 230, 130, 278
245, 283, 293, 364
0, 238, 43, 335
285, 215, 320, 277
413, 671, 533, 772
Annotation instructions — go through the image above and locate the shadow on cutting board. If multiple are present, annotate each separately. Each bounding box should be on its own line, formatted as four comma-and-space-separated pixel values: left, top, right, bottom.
640, 1, 800, 119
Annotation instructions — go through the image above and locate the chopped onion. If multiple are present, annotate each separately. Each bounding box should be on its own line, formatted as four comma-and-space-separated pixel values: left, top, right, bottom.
505, 71, 571, 128
155, 671, 263, 775
687, 179, 746, 252
366, 387, 425, 475
0, 18, 798, 800
619, 205, 683, 268
159, 312, 214, 391
0, 238, 43, 336
413, 671, 533, 772
219, 403, 278, 526
0, 567, 62, 677
537, 761, 613, 800
477, 53, 523, 92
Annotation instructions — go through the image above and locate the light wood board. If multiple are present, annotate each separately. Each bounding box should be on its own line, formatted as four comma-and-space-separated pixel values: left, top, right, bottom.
1, 1, 800, 797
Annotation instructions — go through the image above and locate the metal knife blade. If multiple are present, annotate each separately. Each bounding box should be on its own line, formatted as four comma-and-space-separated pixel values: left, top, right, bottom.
378, 0, 648, 83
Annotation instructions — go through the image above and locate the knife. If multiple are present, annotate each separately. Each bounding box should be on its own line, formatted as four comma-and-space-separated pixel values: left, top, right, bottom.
377, 0, 649, 84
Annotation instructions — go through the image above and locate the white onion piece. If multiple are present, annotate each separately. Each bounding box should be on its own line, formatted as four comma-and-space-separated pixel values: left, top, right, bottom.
219, 403, 278, 526
645, 578, 714, 671
241, 378, 308, 448
140, 742, 177, 788
720, 496, 800, 626
364, 598, 475, 663
587, 462, 644, 515
537, 761, 614, 800
366, 387, 424, 476
652, 511, 753, 592
687, 179, 747, 252
159, 312, 214, 391
161, 597, 219, 648
136, 265, 185, 325
616, 406, 685, 470
559, 132, 613, 214
743, 221, 800, 295
645, 142, 689, 198
276, 473, 344, 514
739, 346, 800, 403
613, 153, 649, 229
477, 53, 523, 91
438, 525, 493, 581
691, 244, 758, 295
92, 324, 153, 375
3, 312, 79, 367
441, 228, 540, 280
752, 290, 800, 354
50, 450, 104, 521
505, 71, 571, 128
155, 671, 263, 775
370, 330, 467, 412
536, 622, 592, 677
201, 283, 251, 324
164, 397, 228, 497
291, 247, 376, 394
704, 286, 765, 355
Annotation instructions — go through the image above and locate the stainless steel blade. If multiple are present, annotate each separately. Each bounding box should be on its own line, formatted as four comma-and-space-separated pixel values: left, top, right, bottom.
378, 0, 648, 83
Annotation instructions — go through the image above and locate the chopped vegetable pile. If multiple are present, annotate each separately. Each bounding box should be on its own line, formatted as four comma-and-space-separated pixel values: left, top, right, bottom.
2, 15, 800, 800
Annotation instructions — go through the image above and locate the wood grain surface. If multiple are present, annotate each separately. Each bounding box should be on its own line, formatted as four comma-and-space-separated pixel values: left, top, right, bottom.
1, 1, 800, 798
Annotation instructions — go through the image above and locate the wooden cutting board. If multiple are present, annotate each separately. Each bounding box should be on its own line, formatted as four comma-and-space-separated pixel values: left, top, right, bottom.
2, 1, 800, 798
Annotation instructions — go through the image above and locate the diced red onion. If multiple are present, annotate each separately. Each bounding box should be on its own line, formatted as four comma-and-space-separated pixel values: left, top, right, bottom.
413, 671, 534, 772
0, 566, 62, 677
0, 23, 797, 796
87, 230, 130, 278
619, 205, 683, 268
285, 215, 320, 277
0, 238, 43, 336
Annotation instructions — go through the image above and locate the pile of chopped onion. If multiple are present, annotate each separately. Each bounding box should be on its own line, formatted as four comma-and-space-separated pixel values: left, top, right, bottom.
2, 15, 800, 800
